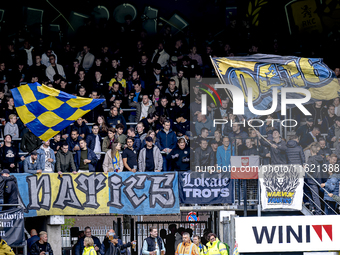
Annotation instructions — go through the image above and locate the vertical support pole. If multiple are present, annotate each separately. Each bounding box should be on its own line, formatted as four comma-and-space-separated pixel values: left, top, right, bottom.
243, 180, 247, 217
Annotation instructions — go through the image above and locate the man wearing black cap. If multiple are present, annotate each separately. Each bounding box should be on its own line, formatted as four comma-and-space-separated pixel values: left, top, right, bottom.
296, 117, 314, 141
0, 134, 25, 173
23, 151, 42, 174
100, 229, 134, 255
138, 137, 163, 172
174, 112, 190, 138
2, 170, 19, 210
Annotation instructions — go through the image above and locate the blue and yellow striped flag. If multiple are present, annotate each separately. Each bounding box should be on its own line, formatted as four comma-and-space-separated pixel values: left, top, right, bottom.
11, 82, 104, 141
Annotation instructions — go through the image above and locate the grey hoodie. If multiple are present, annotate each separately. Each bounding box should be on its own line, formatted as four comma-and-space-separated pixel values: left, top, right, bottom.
4, 122, 19, 139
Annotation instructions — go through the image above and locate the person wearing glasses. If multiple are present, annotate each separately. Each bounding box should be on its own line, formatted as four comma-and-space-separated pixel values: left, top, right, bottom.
206, 233, 228, 255
75, 227, 101, 255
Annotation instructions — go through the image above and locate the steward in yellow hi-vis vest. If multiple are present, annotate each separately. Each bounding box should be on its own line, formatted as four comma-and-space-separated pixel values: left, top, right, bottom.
206, 234, 228, 255
192, 235, 207, 255
175, 233, 199, 255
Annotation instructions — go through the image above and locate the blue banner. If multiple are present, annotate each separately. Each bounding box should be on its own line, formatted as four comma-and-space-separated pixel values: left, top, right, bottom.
14, 172, 179, 217
178, 172, 234, 204
212, 54, 340, 119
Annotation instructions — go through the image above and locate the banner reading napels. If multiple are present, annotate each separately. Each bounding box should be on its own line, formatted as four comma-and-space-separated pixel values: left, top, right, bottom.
179, 172, 234, 204
15, 172, 179, 216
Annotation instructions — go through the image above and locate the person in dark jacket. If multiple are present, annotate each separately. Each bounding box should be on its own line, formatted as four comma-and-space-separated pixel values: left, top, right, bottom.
259, 144, 271, 165
0, 134, 25, 172
296, 117, 314, 141
286, 135, 305, 164
75, 227, 101, 255
100, 230, 130, 255
166, 138, 190, 171
156, 120, 178, 171
2, 169, 18, 210
72, 118, 90, 139
256, 129, 287, 165
0, 174, 4, 211
74, 139, 98, 172
30, 231, 53, 255
142, 227, 165, 255
27, 229, 40, 255
300, 125, 321, 149
50, 134, 62, 155
305, 145, 323, 215
327, 117, 340, 148
86, 125, 102, 152
127, 128, 141, 153
173, 112, 190, 137
321, 104, 336, 133
56, 143, 77, 174
228, 124, 248, 143
318, 138, 332, 160
20, 129, 41, 152
106, 107, 127, 133
195, 138, 215, 169
67, 130, 81, 152
306, 101, 327, 125
242, 139, 259, 156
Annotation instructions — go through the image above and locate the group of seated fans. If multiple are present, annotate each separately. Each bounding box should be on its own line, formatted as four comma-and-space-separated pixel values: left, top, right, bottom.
0, 37, 202, 174
0, 31, 340, 215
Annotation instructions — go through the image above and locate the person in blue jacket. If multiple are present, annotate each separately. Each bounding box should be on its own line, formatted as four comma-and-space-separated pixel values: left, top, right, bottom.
156, 120, 177, 171
216, 137, 234, 169
75, 139, 98, 172
321, 160, 340, 215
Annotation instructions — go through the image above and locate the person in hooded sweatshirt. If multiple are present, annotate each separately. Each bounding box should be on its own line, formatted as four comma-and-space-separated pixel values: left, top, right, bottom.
2, 169, 18, 210
286, 135, 305, 164
37, 139, 56, 173
4, 114, 19, 139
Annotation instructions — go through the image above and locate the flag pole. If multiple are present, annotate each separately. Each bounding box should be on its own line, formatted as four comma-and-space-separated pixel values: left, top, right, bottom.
209, 56, 273, 145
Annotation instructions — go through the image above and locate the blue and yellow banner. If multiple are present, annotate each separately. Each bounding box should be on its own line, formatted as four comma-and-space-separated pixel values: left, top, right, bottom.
15, 172, 179, 217
212, 54, 340, 118
11, 83, 104, 141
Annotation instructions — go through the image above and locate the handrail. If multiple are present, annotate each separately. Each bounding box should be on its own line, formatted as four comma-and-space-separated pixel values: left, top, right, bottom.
303, 192, 326, 215
303, 181, 337, 215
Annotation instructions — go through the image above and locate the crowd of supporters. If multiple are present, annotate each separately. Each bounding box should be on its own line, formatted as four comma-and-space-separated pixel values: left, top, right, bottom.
0, 17, 340, 214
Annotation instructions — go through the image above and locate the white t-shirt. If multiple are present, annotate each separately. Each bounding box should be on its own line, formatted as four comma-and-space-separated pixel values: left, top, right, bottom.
43, 146, 53, 172
94, 135, 101, 159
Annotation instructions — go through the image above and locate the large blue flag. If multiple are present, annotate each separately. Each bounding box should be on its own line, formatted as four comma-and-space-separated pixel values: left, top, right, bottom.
11, 82, 104, 141
212, 54, 340, 118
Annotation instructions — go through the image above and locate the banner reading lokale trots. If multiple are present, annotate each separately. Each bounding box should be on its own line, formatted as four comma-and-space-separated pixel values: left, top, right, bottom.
178, 171, 234, 204
0, 208, 25, 247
